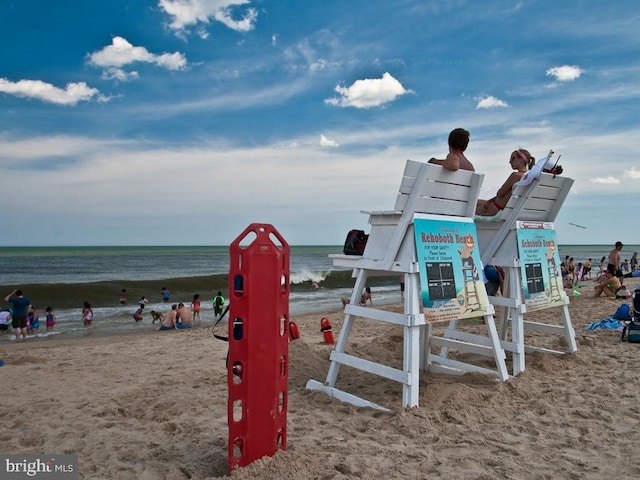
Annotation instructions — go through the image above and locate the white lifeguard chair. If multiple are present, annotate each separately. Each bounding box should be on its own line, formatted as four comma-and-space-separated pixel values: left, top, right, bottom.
307, 161, 510, 410
453, 156, 578, 376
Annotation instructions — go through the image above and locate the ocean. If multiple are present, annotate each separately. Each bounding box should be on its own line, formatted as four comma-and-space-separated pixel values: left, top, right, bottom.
1, 243, 637, 341
0, 245, 399, 341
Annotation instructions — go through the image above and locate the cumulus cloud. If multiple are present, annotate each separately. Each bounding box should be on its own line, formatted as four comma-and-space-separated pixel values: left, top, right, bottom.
87, 36, 187, 79
325, 72, 412, 109
0, 78, 104, 105
547, 65, 583, 82
476, 95, 508, 109
590, 176, 620, 185
625, 167, 640, 179
320, 135, 339, 148
159, 0, 257, 33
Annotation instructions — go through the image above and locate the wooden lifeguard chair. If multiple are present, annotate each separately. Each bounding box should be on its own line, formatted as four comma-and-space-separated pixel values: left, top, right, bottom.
443, 155, 577, 376
307, 161, 510, 410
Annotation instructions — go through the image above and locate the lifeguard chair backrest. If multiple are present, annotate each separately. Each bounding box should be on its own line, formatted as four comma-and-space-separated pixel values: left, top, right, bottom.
393, 160, 484, 218
501, 173, 574, 223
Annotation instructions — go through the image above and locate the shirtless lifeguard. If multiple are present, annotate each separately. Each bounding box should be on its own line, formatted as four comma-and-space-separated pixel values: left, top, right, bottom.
427, 128, 475, 172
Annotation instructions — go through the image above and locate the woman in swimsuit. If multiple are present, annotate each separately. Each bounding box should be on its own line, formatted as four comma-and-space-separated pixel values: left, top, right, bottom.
476, 149, 535, 217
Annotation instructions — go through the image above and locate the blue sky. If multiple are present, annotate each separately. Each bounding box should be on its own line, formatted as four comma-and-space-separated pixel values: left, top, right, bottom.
1, 0, 638, 246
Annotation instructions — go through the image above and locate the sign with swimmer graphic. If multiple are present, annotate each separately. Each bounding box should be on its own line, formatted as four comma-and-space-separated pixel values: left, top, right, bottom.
413, 214, 489, 323
515, 221, 567, 312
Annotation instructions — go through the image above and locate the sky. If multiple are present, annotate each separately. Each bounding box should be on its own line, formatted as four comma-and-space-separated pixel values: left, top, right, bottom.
1, 0, 639, 247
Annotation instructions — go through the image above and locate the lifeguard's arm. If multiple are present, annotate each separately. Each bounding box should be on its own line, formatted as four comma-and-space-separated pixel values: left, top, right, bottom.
428, 153, 460, 171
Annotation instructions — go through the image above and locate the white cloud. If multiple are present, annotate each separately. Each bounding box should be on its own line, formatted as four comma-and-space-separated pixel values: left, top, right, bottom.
283, 38, 340, 74
88, 37, 187, 76
102, 68, 139, 82
547, 65, 583, 82
476, 95, 508, 109
325, 72, 412, 109
590, 176, 620, 184
625, 167, 640, 179
320, 134, 339, 148
0, 78, 103, 105
158, 0, 257, 33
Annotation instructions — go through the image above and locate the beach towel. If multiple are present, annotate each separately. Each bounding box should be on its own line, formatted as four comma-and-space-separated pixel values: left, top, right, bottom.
586, 317, 623, 331
513, 155, 554, 188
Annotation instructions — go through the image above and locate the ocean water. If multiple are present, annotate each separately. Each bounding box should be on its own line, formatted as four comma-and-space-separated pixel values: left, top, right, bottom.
0, 245, 402, 341
1, 243, 637, 342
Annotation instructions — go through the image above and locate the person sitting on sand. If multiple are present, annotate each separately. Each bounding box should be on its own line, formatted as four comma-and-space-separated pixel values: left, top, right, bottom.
476, 149, 535, 216
593, 265, 621, 298
176, 303, 193, 329
158, 305, 178, 331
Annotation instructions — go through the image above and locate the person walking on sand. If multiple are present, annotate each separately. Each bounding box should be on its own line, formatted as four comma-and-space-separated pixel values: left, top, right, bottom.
427, 128, 475, 172
4, 289, 31, 342
608, 241, 624, 284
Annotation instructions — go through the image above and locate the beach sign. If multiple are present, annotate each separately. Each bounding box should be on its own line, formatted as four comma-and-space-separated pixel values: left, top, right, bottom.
515, 221, 567, 311
413, 213, 489, 323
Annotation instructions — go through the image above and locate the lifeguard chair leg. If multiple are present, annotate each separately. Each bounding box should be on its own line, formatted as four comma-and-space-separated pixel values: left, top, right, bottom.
325, 268, 369, 388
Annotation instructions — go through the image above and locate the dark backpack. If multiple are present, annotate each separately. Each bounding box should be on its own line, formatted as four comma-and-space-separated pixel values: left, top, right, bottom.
618, 302, 639, 342
343, 229, 368, 255
622, 320, 640, 343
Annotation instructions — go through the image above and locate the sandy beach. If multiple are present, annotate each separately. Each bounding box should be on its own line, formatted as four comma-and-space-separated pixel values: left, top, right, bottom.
2, 282, 640, 480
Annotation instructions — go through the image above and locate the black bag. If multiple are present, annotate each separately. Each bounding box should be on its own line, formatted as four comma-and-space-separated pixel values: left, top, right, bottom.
622, 320, 640, 343
343, 229, 368, 255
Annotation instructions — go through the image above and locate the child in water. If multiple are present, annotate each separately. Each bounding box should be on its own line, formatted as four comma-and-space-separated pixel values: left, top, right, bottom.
45, 306, 57, 332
